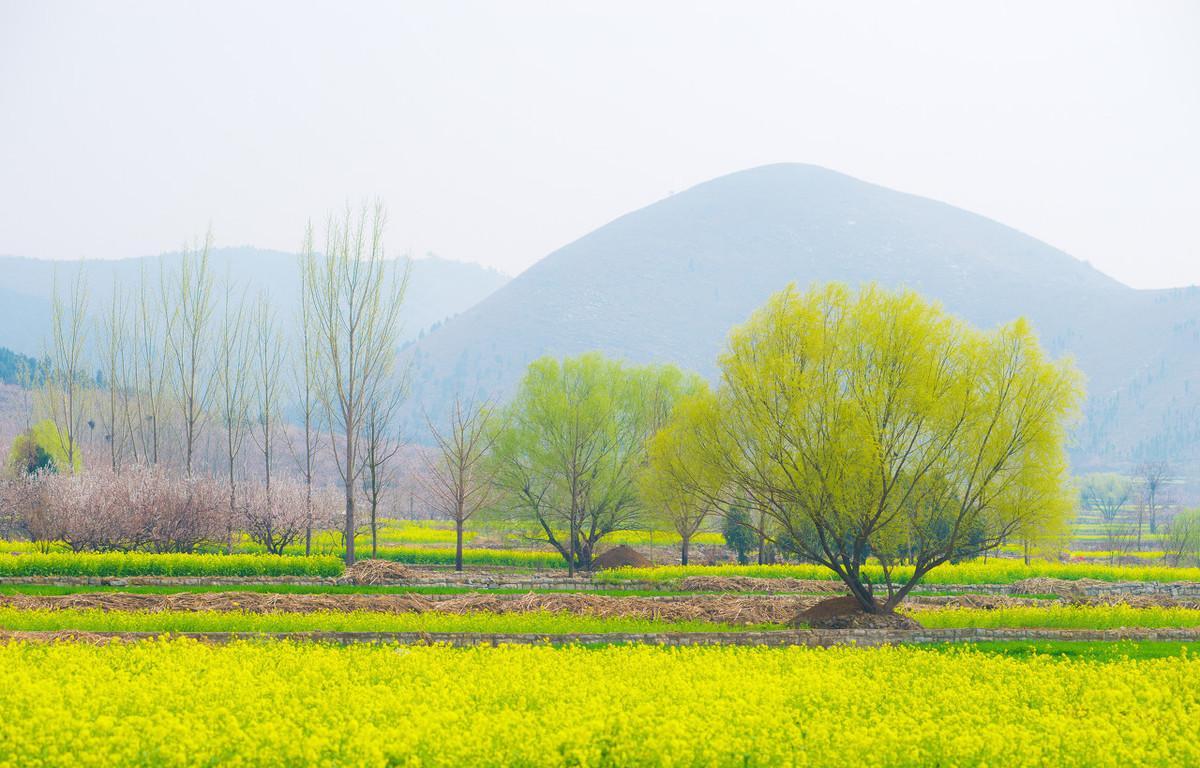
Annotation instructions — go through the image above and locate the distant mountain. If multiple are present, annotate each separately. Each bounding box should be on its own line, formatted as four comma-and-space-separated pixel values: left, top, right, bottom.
403, 163, 1200, 469
0, 248, 510, 356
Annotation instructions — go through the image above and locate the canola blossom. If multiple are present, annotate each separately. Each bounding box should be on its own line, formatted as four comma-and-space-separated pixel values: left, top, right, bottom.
370, 545, 565, 568
0, 553, 344, 578
0, 607, 759, 635
0, 640, 1197, 767
910, 605, 1200, 630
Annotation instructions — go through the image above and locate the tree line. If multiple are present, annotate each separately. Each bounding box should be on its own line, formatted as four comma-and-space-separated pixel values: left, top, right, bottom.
4, 203, 410, 564
5, 214, 1102, 612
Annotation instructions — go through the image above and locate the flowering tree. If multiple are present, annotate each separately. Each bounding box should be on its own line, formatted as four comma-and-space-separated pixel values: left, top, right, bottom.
241, 478, 310, 555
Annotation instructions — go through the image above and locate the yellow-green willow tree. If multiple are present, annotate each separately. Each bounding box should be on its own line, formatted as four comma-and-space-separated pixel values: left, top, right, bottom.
666, 284, 1083, 613
490, 354, 701, 575
639, 395, 724, 565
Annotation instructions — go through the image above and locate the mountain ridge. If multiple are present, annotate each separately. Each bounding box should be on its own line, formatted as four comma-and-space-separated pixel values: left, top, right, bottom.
401, 163, 1200, 468
0, 248, 510, 356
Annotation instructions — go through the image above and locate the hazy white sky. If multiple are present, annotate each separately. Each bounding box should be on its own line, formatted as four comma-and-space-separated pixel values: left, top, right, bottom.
1, 1, 1197, 288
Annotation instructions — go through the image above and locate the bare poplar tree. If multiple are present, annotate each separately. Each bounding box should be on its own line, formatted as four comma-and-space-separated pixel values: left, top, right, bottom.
360, 391, 404, 558
420, 396, 501, 571
1137, 461, 1171, 536
303, 202, 409, 565
215, 280, 252, 553
164, 233, 216, 475
132, 263, 171, 466
249, 292, 285, 493
40, 265, 90, 473
287, 235, 324, 555
98, 278, 133, 470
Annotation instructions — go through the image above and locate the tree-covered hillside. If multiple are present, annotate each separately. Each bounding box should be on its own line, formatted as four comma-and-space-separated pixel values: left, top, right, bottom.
0, 347, 39, 386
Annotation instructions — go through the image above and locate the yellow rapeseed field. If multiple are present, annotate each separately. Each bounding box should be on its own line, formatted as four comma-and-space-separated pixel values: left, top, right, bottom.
0, 640, 1196, 767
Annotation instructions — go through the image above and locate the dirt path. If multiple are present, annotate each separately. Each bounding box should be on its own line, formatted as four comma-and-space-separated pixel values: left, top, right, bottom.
3, 590, 1194, 624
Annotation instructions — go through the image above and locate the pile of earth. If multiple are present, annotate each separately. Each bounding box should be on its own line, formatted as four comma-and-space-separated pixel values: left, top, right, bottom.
0, 590, 805, 625
790, 596, 922, 630
589, 545, 653, 570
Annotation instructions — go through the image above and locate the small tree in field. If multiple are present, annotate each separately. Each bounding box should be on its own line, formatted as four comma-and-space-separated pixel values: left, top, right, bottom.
1081, 474, 1135, 563
242, 479, 309, 555
420, 396, 502, 572
1163, 509, 1200, 567
490, 354, 698, 575
360, 392, 404, 559
640, 396, 721, 566
662, 283, 1082, 613
1136, 461, 1170, 536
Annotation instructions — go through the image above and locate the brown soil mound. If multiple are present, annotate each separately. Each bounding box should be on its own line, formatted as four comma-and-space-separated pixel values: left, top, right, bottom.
337, 559, 417, 585
791, 596, 922, 630
590, 545, 653, 570
678, 576, 846, 594
0, 590, 816, 628
0, 590, 814, 625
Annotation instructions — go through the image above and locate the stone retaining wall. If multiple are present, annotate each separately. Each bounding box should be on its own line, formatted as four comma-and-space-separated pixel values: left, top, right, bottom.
5, 627, 1198, 647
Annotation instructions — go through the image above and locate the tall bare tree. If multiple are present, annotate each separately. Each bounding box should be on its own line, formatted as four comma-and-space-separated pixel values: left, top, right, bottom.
250, 292, 285, 494
98, 278, 133, 470
164, 233, 216, 475
288, 237, 324, 555
132, 263, 172, 466
215, 280, 252, 553
40, 265, 90, 473
304, 202, 409, 565
421, 396, 501, 571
